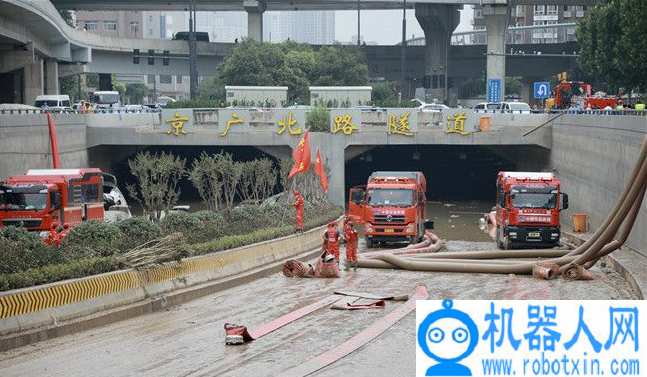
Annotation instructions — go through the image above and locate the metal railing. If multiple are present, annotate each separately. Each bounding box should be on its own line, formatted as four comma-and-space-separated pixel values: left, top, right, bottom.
405, 23, 578, 46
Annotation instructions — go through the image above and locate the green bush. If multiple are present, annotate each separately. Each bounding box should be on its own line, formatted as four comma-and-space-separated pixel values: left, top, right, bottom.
306, 107, 330, 132
59, 221, 124, 260
0, 257, 118, 291
159, 211, 204, 244
0, 227, 61, 274
115, 217, 163, 251
193, 210, 226, 242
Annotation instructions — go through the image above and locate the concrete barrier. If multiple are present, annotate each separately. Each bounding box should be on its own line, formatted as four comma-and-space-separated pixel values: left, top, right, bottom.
0, 222, 330, 349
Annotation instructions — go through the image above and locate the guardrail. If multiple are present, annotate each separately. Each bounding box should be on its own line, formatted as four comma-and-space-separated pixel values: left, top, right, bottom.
406, 23, 578, 46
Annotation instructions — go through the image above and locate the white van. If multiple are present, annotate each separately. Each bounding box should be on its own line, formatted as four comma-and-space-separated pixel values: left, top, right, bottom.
92, 91, 121, 110
34, 95, 71, 111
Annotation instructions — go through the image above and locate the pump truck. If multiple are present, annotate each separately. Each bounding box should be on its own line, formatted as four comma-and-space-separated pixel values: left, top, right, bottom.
495, 172, 569, 249
348, 171, 433, 248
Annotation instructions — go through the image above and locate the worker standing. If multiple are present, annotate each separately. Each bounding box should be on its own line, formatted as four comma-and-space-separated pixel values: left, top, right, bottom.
343, 219, 359, 271
323, 222, 341, 263
290, 191, 304, 232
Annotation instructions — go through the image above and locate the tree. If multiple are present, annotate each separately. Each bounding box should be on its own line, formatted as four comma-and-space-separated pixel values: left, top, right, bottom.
60, 76, 80, 102
188, 152, 224, 211
197, 77, 225, 102
576, 0, 646, 93
125, 83, 149, 104
127, 151, 186, 220
58, 10, 74, 27
111, 75, 126, 100
215, 39, 369, 104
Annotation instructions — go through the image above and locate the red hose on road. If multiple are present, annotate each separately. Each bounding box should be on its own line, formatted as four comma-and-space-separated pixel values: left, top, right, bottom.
281, 285, 429, 376
361, 232, 443, 259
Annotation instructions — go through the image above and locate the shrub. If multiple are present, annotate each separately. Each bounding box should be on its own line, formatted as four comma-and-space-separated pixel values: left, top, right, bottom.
193, 210, 226, 242
0, 257, 118, 292
59, 221, 124, 260
0, 227, 61, 274
306, 107, 330, 132
115, 217, 163, 252
159, 211, 203, 244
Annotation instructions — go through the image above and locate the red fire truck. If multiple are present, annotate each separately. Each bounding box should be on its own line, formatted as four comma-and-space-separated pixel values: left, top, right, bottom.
495, 172, 569, 249
0, 169, 106, 243
348, 171, 432, 248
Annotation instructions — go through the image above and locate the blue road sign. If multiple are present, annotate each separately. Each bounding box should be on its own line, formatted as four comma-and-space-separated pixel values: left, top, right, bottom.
487, 79, 501, 103
534, 82, 550, 99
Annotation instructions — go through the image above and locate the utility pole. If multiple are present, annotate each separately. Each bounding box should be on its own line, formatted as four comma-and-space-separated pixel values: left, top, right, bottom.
189, 0, 198, 100
399, 0, 407, 103
357, 0, 361, 46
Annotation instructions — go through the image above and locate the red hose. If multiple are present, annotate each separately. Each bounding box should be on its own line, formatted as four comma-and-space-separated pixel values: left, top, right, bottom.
46, 112, 60, 168
361, 232, 443, 259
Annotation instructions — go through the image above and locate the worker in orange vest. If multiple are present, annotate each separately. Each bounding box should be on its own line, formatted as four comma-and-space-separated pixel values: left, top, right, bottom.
290, 190, 305, 232
343, 219, 359, 271
323, 222, 341, 263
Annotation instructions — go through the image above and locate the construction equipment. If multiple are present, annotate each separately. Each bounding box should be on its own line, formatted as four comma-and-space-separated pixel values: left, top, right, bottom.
347, 171, 433, 248
553, 81, 619, 109
495, 172, 568, 249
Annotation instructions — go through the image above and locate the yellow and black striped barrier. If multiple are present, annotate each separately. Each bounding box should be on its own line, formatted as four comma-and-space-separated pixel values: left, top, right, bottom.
0, 246, 252, 319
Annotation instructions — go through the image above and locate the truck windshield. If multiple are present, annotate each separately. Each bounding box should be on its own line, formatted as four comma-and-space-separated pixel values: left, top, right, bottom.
367, 189, 413, 207
512, 193, 557, 209
0, 193, 48, 211
93, 93, 119, 104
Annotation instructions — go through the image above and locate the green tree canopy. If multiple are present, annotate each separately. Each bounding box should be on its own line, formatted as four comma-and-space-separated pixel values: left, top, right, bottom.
577, 0, 646, 93
216, 39, 369, 104
125, 83, 149, 104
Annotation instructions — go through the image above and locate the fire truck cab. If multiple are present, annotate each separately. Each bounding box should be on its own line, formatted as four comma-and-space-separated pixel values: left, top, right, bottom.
0, 169, 107, 243
348, 171, 432, 248
495, 172, 568, 249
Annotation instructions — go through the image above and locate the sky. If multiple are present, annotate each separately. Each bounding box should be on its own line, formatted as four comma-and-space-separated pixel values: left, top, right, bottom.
335, 6, 474, 45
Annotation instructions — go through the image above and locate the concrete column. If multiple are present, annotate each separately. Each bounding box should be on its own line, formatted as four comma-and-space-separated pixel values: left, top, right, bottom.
99, 73, 112, 91
415, 4, 460, 103
23, 57, 44, 105
520, 77, 541, 106
45, 60, 59, 95
484, 5, 508, 101
244, 1, 266, 42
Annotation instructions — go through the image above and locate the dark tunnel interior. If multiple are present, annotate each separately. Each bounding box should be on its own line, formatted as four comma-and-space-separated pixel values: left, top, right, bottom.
344, 145, 520, 202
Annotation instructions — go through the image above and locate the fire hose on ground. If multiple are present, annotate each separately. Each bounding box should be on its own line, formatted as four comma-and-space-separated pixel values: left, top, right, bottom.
356, 136, 647, 280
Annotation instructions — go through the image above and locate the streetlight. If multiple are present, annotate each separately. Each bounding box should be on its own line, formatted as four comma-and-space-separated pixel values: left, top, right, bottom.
399, 0, 407, 104
189, 0, 198, 100
357, 0, 360, 46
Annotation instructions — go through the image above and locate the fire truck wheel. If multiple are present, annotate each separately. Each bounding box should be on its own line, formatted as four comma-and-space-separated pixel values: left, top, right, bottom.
410, 236, 418, 245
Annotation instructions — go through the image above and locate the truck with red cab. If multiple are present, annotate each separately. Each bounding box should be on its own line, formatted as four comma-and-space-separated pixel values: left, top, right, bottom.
0, 169, 121, 244
495, 172, 568, 249
348, 171, 432, 248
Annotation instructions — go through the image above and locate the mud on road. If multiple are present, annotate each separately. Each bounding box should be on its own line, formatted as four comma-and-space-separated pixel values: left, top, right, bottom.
0, 239, 636, 377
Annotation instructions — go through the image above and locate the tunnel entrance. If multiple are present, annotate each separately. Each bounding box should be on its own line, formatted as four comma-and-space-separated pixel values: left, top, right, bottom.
90, 145, 284, 213
345, 145, 550, 202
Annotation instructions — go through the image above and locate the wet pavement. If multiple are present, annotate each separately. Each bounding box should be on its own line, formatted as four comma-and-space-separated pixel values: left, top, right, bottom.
0, 201, 639, 376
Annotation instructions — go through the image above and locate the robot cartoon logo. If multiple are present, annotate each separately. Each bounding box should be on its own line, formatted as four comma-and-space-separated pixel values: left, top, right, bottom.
417, 300, 479, 376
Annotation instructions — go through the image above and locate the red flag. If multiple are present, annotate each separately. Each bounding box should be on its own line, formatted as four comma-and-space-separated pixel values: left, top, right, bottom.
313, 147, 328, 193
288, 130, 311, 179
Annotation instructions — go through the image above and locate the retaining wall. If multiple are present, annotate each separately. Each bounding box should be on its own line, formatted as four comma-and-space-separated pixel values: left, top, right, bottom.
549, 115, 646, 255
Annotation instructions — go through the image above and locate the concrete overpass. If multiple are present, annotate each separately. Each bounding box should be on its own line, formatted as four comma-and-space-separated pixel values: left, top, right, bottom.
1, 0, 580, 105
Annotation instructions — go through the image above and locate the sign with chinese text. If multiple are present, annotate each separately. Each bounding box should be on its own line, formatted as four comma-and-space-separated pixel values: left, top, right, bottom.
330, 109, 361, 135
162, 109, 193, 136
417, 300, 646, 377
218, 109, 250, 137
443, 109, 478, 135
386, 108, 418, 136
487, 79, 502, 103
274, 109, 305, 136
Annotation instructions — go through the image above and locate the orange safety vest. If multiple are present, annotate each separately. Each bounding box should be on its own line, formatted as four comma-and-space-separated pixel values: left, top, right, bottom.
325, 228, 339, 243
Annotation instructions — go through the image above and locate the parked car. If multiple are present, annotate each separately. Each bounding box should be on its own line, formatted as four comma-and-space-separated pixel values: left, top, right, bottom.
475, 102, 531, 114
474, 102, 502, 111
353, 105, 383, 112
34, 95, 72, 112
412, 98, 449, 112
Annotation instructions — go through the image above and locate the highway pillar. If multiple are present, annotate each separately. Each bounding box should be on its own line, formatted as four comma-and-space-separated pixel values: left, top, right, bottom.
521, 77, 541, 106
484, 5, 508, 102
99, 73, 112, 91
415, 4, 460, 103
23, 57, 44, 106
45, 60, 59, 95
244, 0, 266, 42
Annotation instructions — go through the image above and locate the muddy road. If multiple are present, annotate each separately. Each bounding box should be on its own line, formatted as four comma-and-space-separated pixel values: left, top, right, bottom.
0, 201, 638, 376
